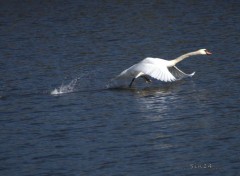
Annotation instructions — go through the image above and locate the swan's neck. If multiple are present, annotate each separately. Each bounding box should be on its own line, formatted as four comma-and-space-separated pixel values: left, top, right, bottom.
169, 51, 200, 66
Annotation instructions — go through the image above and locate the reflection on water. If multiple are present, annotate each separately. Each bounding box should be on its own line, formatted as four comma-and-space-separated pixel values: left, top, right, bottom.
135, 82, 183, 96
128, 84, 182, 151
132, 82, 183, 119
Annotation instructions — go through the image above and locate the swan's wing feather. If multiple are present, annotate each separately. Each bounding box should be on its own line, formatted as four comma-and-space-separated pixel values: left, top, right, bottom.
132, 63, 176, 82
168, 66, 195, 80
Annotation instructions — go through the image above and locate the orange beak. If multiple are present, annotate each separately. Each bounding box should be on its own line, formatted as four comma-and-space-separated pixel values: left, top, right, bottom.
206, 50, 212, 55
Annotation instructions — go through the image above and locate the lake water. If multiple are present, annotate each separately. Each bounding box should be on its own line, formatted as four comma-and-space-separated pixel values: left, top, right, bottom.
0, 1, 239, 176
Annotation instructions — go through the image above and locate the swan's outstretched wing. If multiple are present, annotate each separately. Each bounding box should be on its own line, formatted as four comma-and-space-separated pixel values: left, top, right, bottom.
129, 63, 176, 82
168, 66, 195, 80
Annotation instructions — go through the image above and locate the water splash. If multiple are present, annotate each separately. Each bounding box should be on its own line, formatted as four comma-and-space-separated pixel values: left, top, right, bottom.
51, 78, 79, 95
50, 67, 108, 95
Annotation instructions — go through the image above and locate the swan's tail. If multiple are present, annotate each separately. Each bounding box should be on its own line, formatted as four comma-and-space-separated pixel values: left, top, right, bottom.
106, 73, 132, 89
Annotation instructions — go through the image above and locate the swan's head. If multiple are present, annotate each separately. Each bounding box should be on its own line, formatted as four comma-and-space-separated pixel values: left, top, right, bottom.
198, 49, 212, 55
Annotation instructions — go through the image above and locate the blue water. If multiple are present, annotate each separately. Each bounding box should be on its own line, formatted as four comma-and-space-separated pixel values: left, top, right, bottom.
0, 1, 239, 175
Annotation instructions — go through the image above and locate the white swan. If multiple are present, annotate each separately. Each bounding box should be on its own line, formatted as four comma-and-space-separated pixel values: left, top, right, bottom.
115, 49, 212, 87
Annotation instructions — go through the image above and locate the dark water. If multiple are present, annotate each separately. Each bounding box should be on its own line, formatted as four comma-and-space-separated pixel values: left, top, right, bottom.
0, 1, 240, 175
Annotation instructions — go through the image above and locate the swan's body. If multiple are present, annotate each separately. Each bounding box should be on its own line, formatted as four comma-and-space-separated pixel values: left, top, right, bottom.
115, 49, 212, 87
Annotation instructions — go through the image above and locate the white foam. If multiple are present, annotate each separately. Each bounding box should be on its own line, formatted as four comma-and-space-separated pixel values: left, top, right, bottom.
51, 78, 79, 95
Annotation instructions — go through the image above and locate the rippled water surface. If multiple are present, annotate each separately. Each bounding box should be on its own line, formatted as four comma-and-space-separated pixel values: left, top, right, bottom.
0, 1, 239, 175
